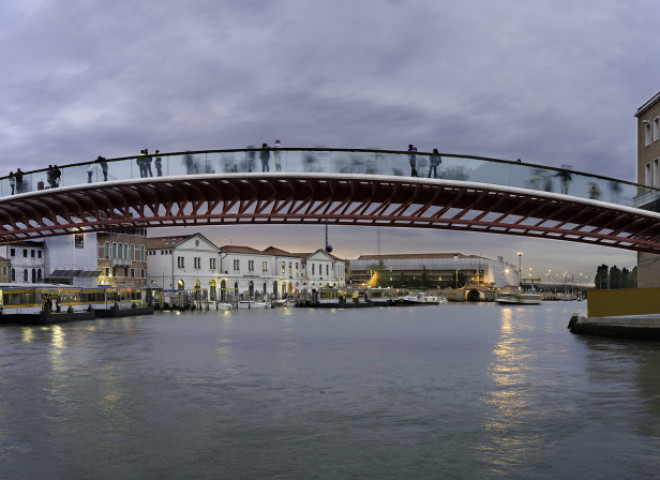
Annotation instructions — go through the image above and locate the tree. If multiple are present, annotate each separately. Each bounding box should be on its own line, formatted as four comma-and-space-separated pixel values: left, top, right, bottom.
609, 266, 622, 289
594, 264, 609, 289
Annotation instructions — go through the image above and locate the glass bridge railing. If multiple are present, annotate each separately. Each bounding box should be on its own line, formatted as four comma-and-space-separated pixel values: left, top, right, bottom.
1, 148, 659, 213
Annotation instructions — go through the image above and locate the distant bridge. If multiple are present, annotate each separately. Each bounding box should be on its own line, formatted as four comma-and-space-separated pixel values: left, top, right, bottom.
1, 148, 660, 253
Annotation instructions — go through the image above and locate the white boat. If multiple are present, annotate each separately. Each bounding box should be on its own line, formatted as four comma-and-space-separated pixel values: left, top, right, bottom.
216, 302, 233, 311
495, 292, 541, 305
237, 300, 270, 309
273, 298, 295, 308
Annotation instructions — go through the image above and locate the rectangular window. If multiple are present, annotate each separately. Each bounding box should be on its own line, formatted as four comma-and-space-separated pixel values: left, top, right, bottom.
38, 251, 42, 258
177, 256, 185, 268
233, 259, 240, 271
646, 162, 653, 186
130, 268, 135, 278
646, 122, 652, 146
248, 260, 254, 271
31, 250, 35, 258
2, 267, 6, 276
23, 249, 27, 258
655, 159, 660, 187
654, 117, 660, 141
295, 262, 299, 274
10, 248, 15, 257
326, 264, 329, 276
312, 264, 315, 275
210, 258, 216, 270
74, 234, 84, 249
194, 257, 201, 269
262, 261, 268, 272
281, 261, 285, 274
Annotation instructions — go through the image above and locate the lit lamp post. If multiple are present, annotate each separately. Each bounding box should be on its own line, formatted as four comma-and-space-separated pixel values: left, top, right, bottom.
517, 251, 523, 287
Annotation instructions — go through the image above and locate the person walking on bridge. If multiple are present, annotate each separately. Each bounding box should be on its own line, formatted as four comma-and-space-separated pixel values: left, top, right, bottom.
260, 143, 270, 172
97, 156, 108, 181
407, 144, 418, 177
428, 148, 442, 178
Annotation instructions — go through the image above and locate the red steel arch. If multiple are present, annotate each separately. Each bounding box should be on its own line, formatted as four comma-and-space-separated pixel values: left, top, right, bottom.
1, 173, 660, 253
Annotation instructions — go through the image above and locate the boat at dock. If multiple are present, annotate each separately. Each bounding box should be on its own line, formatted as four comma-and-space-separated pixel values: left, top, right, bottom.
494, 291, 541, 305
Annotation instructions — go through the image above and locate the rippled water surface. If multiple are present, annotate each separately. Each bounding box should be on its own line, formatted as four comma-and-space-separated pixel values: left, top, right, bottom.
1, 303, 660, 479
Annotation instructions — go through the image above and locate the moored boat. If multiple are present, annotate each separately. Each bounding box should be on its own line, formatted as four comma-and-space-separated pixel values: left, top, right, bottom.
495, 292, 541, 305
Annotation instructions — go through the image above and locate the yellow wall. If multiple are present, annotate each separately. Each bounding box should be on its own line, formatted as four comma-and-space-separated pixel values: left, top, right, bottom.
588, 287, 660, 317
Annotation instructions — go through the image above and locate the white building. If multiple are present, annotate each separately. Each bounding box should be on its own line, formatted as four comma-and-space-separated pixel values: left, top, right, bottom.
0, 241, 46, 284
146, 233, 221, 306
261, 246, 305, 298
298, 249, 346, 287
44, 232, 100, 286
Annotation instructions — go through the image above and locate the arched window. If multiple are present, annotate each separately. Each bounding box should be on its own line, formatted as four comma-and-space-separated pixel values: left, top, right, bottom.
124, 244, 129, 260
37, 269, 42, 282
112, 242, 117, 259
23, 269, 28, 282
31, 268, 36, 283
11, 268, 15, 282
130, 244, 135, 261
104, 241, 110, 259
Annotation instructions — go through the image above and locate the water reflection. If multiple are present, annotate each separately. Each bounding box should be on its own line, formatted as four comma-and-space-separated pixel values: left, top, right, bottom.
481, 307, 546, 473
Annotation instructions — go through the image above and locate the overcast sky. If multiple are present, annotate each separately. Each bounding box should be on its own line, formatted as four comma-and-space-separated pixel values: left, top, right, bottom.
2, 0, 658, 281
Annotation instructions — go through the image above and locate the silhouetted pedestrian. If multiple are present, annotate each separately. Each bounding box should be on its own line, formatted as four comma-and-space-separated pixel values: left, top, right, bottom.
97, 156, 108, 181
408, 144, 418, 177
47, 165, 56, 188
8, 171, 15, 195
15, 169, 23, 193
260, 143, 270, 172
556, 168, 572, 194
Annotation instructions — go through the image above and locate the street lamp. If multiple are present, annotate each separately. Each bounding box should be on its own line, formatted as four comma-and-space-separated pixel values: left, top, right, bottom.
517, 252, 523, 286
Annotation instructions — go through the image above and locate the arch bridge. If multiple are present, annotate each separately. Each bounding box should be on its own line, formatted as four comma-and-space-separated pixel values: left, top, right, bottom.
2, 148, 660, 254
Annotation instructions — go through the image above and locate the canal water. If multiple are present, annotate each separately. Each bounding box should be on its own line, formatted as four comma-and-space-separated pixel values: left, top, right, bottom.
1, 302, 659, 479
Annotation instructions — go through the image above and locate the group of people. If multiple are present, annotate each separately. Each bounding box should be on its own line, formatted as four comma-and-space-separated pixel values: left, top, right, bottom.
407, 144, 443, 178
7, 165, 60, 194
136, 148, 163, 178
46, 165, 62, 188
7, 169, 23, 194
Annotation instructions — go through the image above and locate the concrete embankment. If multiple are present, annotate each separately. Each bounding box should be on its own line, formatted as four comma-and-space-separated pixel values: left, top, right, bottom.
568, 287, 660, 339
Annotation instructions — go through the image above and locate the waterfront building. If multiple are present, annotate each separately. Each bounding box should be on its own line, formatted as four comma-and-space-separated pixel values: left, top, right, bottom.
635, 91, 660, 287
44, 232, 100, 286
296, 249, 346, 288
146, 233, 221, 306
219, 244, 304, 301
348, 253, 518, 288
0, 241, 46, 284
97, 229, 148, 288
261, 246, 306, 297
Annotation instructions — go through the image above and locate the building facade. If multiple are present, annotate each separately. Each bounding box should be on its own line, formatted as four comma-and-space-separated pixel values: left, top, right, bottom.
97, 229, 149, 288
0, 241, 45, 284
146, 233, 221, 306
44, 232, 99, 286
298, 249, 346, 288
635, 91, 660, 287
